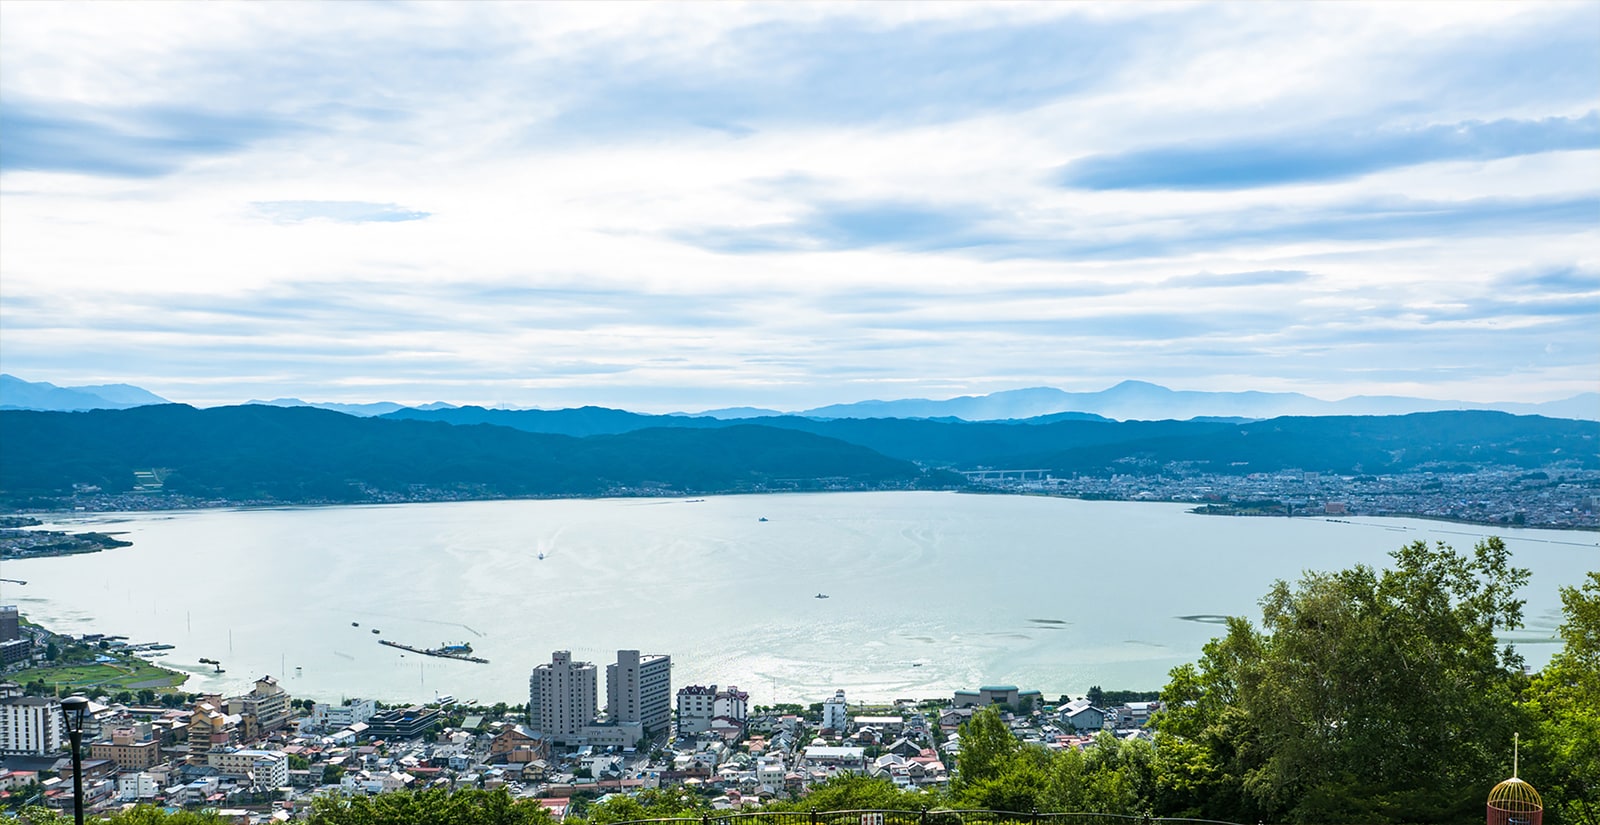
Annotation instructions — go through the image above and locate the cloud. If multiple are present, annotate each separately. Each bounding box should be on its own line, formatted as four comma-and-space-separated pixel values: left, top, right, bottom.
1492, 265, 1600, 295
1057, 113, 1600, 191
532, 10, 1174, 139
1162, 270, 1312, 289
253, 201, 431, 224
0, 101, 297, 177
679, 193, 1600, 261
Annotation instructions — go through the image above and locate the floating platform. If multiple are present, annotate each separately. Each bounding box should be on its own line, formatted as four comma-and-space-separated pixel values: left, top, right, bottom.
378, 638, 489, 664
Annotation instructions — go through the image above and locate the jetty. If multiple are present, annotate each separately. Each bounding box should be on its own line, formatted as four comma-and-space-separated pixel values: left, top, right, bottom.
378, 639, 489, 664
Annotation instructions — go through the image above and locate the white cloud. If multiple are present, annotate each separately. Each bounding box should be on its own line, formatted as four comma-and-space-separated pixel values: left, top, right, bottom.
1, 1, 1596, 410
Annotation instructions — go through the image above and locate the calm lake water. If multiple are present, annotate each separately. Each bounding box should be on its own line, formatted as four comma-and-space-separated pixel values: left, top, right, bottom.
3, 492, 1594, 705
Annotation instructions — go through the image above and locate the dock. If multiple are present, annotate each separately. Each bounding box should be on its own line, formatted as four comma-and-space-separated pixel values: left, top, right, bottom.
377, 639, 489, 664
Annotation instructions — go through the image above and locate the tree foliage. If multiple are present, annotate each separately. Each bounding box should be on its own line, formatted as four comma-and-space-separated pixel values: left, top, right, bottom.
308, 787, 553, 825
1521, 571, 1600, 825
584, 788, 709, 823
1156, 538, 1531, 823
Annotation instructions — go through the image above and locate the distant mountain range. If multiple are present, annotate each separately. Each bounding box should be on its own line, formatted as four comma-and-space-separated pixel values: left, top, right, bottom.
2, 374, 1594, 422
2, 404, 1593, 508
243, 397, 459, 417
736, 380, 1599, 422
0, 374, 170, 411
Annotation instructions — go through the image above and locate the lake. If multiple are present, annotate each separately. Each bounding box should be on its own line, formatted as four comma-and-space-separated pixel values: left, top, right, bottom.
3, 492, 1594, 706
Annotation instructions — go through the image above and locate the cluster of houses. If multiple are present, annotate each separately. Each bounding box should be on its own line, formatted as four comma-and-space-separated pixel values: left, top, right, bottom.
0, 653, 1164, 821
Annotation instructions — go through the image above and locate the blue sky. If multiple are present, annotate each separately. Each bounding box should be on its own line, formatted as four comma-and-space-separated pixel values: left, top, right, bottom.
1, 2, 1596, 411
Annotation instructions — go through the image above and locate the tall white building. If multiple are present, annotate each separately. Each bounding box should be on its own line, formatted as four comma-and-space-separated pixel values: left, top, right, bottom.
676, 685, 715, 736
821, 689, 849, 733
715, 685, 748, 723
606, 650, 671, 736
529, 651, 597, 740
0, 696, 63, 755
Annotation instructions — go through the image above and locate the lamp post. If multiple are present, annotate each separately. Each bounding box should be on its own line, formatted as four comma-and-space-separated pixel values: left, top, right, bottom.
59, 695, 89, 825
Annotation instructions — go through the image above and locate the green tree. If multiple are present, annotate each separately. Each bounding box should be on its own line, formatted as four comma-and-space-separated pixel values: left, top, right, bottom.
585, 787, 708, 823
953, 705, 1019, 787
308, 787, 552, 825
759, 774, 940, 811
1521, 571, 1600, 825
1156, 538, 1530, 823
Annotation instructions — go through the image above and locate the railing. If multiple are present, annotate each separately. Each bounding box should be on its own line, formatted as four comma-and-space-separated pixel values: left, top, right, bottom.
608, 810, 1246, 825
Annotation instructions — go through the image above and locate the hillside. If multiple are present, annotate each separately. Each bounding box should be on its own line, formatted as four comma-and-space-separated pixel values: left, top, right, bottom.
0, 405, 943, 506
387, 406, 1599, 474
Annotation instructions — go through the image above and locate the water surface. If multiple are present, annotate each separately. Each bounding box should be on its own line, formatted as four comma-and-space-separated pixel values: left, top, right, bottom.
4, 493, 1592, 705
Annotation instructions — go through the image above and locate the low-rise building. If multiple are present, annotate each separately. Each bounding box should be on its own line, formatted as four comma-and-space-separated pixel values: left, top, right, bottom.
801, 744, 866, 772
206, 748, 289, 789
311, 698, 377, 731
364, 706, 442, 740
952, 685, 1043, 709
117, 772, 161, 801
1057, 699, 1108, 732
90, 725, 163, 770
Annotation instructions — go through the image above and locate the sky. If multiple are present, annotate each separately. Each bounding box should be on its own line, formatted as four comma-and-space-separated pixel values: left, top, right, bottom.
1, 2, 1596, 413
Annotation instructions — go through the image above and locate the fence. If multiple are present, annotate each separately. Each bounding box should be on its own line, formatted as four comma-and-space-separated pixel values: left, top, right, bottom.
608, 810, 1246, 825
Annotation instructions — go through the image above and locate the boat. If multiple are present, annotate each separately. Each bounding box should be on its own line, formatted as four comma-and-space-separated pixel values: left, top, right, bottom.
351, 622, 359, 627
537, 552, 545, 560
371, 628, 380, 634
815, 593, 829, 599
759, 517, 769, 522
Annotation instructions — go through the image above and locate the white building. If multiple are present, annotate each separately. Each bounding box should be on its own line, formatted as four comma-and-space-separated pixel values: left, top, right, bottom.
207, 748, 289, 789
676, 685, 716, 736
821, 689, 849, 733
714, 685, 748, 723
118, 772, 161, 801
802, 744, 866, 772
607, 650, 671, 736
312, 698, 377, 730
0, 696, 63, 755
678, 683, 748, 737
529, 650, 597, 740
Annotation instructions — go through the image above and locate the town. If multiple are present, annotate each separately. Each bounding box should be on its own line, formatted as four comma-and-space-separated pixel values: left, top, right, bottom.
10, 465, 1598, 539
965, 466, 1600, 529
0, 616, 1164, 822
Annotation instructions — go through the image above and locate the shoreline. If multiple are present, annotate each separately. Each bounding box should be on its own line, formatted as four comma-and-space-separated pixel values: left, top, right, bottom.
11, 488, 1599, 534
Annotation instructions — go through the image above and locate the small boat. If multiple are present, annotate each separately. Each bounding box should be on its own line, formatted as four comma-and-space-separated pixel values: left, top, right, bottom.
537, 552, 545, 560
912, 663, 922, 667
371, 628, 380, 634
351, 622, 359, 627
758, 517, 769, 522
815, 593, 829, 599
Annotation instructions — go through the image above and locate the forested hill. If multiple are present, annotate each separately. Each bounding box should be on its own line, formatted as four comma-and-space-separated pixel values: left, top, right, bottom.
0, 404, 943, 505
3, 405, 1594, 508
387, 406, 1600, 474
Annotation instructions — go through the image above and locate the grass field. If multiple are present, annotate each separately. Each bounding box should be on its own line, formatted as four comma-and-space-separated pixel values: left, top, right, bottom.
13, 658, 188, 693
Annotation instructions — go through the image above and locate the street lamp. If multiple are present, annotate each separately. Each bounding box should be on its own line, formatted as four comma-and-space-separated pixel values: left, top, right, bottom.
59, 695, 89, 825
